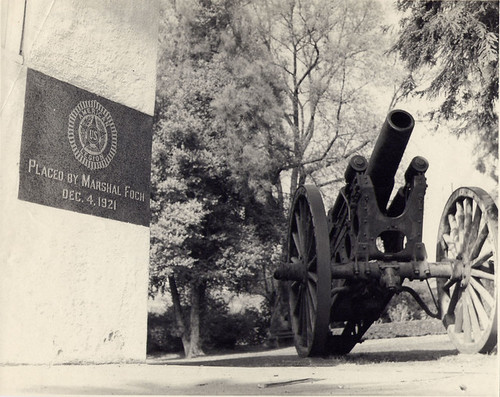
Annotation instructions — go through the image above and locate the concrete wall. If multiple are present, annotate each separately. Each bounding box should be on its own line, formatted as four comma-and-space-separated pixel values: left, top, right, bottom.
0, 0, 158, 364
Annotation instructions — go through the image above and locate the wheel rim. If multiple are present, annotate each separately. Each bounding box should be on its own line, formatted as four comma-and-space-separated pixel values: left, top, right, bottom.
287, 185, 331, 357
437, 187, 497, 354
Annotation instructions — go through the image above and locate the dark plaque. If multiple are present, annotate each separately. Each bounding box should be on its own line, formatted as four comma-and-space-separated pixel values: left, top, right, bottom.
18, 69, 153, 226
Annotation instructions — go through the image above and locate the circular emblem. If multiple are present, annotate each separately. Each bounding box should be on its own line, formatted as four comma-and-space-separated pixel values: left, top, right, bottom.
68, 100, 117, 170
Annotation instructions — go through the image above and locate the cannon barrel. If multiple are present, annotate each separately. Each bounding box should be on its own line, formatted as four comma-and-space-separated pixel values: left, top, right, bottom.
366, 109, 415, 210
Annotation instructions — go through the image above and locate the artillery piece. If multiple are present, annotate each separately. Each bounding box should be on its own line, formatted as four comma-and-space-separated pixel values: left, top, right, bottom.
274, 109, 497, 357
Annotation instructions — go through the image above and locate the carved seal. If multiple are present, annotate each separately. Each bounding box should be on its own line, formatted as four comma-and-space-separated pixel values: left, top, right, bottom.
68, 100, 117, 170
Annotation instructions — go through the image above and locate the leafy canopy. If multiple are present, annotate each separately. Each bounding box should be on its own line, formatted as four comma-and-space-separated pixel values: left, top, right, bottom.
392, 0, 498, 177
150, 0, 286, 298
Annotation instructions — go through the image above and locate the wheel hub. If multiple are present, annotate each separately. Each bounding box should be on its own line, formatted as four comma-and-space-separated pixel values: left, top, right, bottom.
459, 260, 472, 288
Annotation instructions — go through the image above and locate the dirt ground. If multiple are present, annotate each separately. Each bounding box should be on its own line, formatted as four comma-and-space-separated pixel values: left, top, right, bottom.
1, 334, 498, 396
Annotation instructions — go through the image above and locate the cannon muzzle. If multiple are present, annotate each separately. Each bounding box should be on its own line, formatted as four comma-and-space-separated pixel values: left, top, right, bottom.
366, 109, 414, 211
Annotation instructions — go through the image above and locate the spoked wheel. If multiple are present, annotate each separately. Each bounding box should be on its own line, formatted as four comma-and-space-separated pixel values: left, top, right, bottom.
437, 187, 497, 354
287, 185, 331, 357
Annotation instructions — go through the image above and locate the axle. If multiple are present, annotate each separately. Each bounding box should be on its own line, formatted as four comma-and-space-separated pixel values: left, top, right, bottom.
274, 259, 457, 289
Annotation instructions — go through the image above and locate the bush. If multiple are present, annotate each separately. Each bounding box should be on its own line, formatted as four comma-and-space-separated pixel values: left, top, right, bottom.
239, 306, 271, 346
202, 310, 244, 350
380, 281, 439, 323
147, 310, 184, 354
147, 298, 271, 355
201, 303, 270, 351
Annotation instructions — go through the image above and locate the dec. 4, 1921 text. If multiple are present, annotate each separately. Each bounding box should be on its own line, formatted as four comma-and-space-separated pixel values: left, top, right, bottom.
62, 189, 117, 211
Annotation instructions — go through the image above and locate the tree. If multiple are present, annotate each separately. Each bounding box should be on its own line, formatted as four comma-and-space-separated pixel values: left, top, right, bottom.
151, 57, 236, 357
250, 0, 391, 198
392, 0, 499, 179
150, 0, 413, 354
241, 0, 401, 338
151, 0, 287, 357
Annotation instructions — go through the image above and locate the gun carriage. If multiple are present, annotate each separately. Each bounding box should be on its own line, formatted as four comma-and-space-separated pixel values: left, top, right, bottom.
274, 109, 497, 357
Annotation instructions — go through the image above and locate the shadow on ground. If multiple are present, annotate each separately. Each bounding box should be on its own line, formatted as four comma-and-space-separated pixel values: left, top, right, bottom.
149, 348, 458, 367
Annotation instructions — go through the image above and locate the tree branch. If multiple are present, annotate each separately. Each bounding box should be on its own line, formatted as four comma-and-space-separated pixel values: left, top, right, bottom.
316, 177, 344, 187
304, 139, 371, 175
296, 41, 320, 89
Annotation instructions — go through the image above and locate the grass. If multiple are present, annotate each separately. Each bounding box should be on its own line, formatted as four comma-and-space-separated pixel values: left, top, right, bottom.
365, 318, 447, 340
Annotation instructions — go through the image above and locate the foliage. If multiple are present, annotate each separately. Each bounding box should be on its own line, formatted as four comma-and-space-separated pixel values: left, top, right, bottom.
392, 0, 499, 179
146, 299, 270, 354
152, 0, 287, 290
380, 281, 438, 323
150, 0, 287, 357
385, 296, 423, 322
147, 311, 184, 354
250, 0, 395, 198
202, 298, 270, 350
149, 0, 446, 355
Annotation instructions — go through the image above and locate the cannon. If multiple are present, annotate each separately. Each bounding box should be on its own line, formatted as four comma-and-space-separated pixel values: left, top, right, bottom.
274, 109, 497, 357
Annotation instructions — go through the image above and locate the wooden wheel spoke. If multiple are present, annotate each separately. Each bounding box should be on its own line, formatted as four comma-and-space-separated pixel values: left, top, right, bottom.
301, 206, 311, 252
442, 278, 458, 293
307, 280, 318, 312
447, 284, 462, 316
470, 268, 495, 281
440, 234, 448, 251
456, 202, 465, 253
301, 200, 309, 237
471, 251, 493, 269
463, 198, 473, 252
308, 271, 318, 283
476, 262, 495, 275
296, 305, 302, 337
297, 289, 305, 337
291, 282, 302, 311
469, 277, 495, 307
302, 292, 311, 341
442, 233, 456, 258
469, 205, 483, 247
469, 224, 489, 261
295, 212, 304, 253
456, 202, 464, 230
307, 255, 317, 271
305, 290, 315, 334
292, 232, 301, 255
292, 291, 301, 316
448, 214, 459, 246
306, 224, 315, 258
463, 296, 472, 343
467, 285, 489, 329
454, 301, 464, 333
465, 290, 481, 339
469, 277, 495, 309
442, 233, 453, 246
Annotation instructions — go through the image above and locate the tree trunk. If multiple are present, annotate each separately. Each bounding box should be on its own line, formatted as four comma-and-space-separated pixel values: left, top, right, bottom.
290, 166, 299, 198
168, 276, 191, 357
275, 179, 284, 213
187, 282, 205, 358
